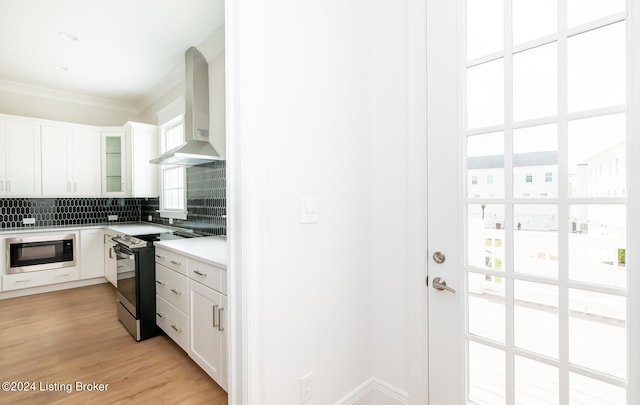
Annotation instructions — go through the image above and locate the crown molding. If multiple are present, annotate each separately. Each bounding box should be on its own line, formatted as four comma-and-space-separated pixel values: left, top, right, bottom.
0, 79, 139, 114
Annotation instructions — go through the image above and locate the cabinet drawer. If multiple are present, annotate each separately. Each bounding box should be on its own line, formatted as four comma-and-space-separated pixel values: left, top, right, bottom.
188, 259, 226, 294
154, 248, 187, 275
3, 267, 80, 291
156, 295, 188, 351
155, 264, 188, 313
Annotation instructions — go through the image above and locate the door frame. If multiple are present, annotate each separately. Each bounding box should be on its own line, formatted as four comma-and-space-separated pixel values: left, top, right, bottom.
406, 0, 429, 403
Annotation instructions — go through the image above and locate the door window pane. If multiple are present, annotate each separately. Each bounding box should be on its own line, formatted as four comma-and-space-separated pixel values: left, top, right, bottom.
569, 290, 626, 378
469, 342, 506, 405
568, 0, 625, 28
468, 204, 505, 271
514, 124, 558, 199
514, 205, 558, 278
568, 22, 626, 113
467, 0, 503, 60
513, 43, 558, 122
514, 281, 558, 358
513, 0, 557, 45
515, 356, 559, 405
469, 273, 505, 343
468, 132, 504, 199
467, 59, 504, 129
568, 114, 626, 198
569, 205, 626, 288
570, 373, 626, 404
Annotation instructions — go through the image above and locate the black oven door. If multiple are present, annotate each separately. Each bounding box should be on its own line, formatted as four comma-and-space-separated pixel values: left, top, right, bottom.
114, 244, 137, 317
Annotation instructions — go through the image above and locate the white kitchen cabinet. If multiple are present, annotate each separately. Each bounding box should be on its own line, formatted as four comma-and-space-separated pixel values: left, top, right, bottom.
3, 266, 80, 291
0, 119, 41, 196
101, 123, 159, 197
103, 230, 117, 287
42, 126, 101, 196
101, 129, 127, 196
188, 278, 227, 391
154, 246, 228, 391
124, 122, 158, 197
79, 229, 105, 279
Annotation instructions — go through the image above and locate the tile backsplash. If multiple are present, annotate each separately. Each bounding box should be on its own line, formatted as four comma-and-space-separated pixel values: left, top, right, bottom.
0, 198, 141, 229
142, 161, 226, 235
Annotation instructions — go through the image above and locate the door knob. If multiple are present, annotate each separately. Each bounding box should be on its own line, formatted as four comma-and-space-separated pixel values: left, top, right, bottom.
432, 277, 456, 294
432, 251, 446, 264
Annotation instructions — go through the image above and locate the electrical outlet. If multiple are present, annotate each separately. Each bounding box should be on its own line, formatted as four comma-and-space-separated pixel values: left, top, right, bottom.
299, 372, 313, 403
169, 218, 174, 225
108, 215, 118, 221
23, 218, 35, 225
148, 215, 153, 221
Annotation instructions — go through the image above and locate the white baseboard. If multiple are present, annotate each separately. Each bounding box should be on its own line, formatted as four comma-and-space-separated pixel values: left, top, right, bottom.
337, 377, 409, 405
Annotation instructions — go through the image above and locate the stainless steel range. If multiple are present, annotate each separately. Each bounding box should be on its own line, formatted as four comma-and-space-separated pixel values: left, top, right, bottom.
112, 230, 202, 341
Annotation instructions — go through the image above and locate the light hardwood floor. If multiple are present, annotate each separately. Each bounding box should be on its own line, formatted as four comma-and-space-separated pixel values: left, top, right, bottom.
0, 283, 228, 404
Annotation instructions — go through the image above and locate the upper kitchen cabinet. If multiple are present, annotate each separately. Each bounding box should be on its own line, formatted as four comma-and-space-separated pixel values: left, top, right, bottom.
0, 118, 42, 196
41, 125, 101, 196
124, 122, 158, 197
101, 128, 127, 196
101, 123, 159, 197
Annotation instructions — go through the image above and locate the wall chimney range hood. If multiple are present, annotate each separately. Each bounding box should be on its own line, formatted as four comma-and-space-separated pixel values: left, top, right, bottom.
150, 46, 223, 166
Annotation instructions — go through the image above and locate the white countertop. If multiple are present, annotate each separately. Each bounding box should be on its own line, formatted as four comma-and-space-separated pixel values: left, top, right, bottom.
106, 223, 176, 235
154, 236, 227, 269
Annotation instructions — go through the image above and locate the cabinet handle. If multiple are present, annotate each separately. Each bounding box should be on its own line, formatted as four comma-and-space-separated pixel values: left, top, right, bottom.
155, 280, 165, 286
155, 254, 165, 259
109, 247, 114, 259
73, 182, 78, 192
170, 260, 182, 266
218, 307, 224, 332
170, 288, 182, 295
171, 324, 182, 332
155, 312, 165, 319
55, 273, 70, 278
67, 182, 71, 192
193, 269, 207, 277
212, 304, 219, 327
16, 279, 31, 283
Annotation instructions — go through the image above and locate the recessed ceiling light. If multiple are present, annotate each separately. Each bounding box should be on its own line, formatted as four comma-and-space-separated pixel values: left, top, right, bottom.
53, 65, 69, 72
58, 32, 78, 42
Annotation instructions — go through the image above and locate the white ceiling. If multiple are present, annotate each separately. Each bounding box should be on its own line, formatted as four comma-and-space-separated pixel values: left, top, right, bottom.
0, 0, 224, 110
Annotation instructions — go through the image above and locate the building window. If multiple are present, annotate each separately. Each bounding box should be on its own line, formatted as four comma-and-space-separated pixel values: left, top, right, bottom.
545, 172, 553, 182
472, 175, 478, 185
159, 116, 187, 219
525, 174, 533, 183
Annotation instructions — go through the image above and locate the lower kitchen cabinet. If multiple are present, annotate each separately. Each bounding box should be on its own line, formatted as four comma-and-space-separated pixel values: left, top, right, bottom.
80, 229, 105, 279
103, 230, 117, 287
188, 279, 227, 392
3, 267, 80, 291
154, 246, 227, 391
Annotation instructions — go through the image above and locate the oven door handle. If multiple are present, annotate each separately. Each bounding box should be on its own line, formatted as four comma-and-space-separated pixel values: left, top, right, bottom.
113, 245, 135, 260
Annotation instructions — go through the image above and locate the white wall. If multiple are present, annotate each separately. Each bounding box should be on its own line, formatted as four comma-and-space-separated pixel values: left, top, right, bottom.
231, 0, 412, 403
368, 0, 410, 396
0, 81, 141, 126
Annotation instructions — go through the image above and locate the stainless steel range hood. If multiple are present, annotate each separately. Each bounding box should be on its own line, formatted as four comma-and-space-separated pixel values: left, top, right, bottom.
150, 46, 223, 166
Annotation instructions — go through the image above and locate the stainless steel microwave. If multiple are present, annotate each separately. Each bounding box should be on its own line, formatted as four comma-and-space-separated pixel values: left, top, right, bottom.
6, 234, 76, 274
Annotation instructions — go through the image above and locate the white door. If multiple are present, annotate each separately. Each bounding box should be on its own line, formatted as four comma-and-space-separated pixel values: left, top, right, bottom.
427, 1, 640, 404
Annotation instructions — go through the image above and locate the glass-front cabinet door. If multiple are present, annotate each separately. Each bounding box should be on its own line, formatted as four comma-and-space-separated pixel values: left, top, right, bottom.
101, 130, 126, 195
